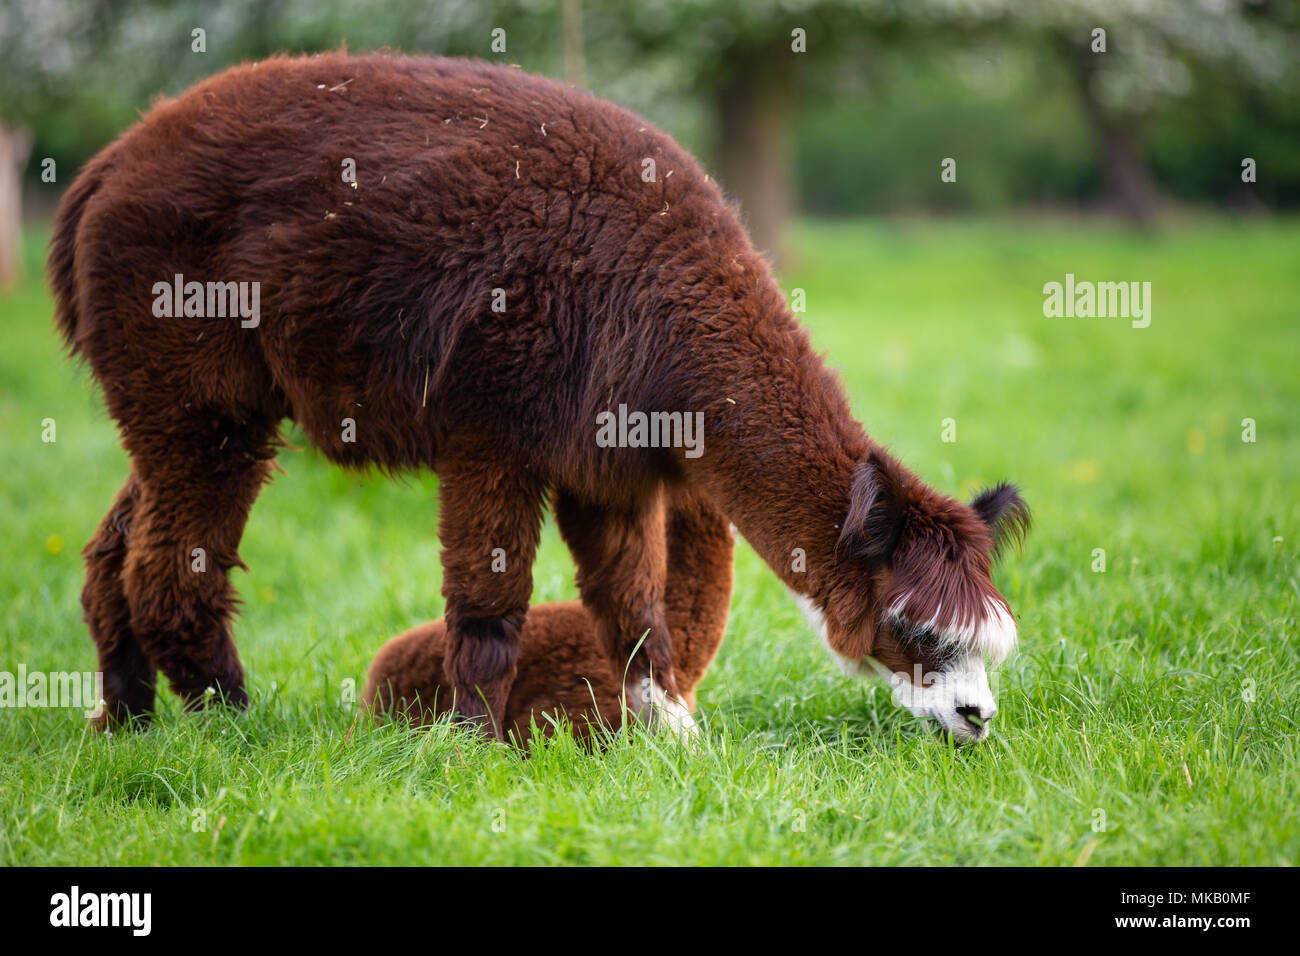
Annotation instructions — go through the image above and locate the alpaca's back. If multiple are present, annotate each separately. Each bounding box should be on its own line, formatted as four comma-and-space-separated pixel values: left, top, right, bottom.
51, 52, 742, 477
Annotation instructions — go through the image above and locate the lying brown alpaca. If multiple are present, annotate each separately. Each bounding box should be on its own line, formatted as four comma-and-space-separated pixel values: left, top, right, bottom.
364, 489, 733, 742
51, 52, 1028, 743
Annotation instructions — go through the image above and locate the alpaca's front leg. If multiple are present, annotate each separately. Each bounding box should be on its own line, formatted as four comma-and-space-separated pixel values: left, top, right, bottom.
553, 487, 689, 735
438, 455, 546, 740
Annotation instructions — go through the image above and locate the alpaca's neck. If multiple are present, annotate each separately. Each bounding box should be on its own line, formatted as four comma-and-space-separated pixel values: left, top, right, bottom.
673, 279, 871, 605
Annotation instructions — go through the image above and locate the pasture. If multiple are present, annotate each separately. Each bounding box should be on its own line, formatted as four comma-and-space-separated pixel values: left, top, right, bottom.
1, 217, 1296, 865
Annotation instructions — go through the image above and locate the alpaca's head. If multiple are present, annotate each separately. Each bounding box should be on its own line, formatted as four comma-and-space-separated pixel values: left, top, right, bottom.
802, 448, 1030, 744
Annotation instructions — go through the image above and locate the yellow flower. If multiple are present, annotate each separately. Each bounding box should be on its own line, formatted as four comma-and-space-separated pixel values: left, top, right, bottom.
1068, 459, 1102, 484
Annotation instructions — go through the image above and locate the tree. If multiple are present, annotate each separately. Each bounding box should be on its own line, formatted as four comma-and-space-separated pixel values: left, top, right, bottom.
1031, 0, 1298, 223
0, 0, 561, 285
0, 0, 105, 287
3, 0, 1296, 286
593, 0, 1299, 236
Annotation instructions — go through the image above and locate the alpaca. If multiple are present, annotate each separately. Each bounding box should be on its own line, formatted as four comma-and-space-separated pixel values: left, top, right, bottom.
364, 488, 734, 743
50, 52, 1028, 742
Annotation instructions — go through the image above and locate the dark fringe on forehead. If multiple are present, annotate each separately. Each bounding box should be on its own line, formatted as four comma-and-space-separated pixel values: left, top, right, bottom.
883, 510, 1003, 638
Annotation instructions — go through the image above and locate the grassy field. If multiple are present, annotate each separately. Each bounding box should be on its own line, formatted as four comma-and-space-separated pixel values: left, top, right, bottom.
1, 217, 1297, 865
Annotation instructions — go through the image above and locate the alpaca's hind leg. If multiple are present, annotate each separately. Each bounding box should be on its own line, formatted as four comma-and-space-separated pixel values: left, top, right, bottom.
82, 471, 156, 728
437, 453, 547, 740
553, 487, 684, 731
120, 414, 278, 710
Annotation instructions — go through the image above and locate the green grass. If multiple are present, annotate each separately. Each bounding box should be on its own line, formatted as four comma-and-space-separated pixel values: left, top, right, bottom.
2, 217, 1297, 865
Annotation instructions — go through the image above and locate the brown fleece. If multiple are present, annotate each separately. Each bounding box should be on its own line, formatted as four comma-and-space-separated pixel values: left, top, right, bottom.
51, 53, 1027, 737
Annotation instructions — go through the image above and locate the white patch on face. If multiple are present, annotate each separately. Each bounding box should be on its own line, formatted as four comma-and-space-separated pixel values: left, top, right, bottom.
886, 593, 1018, 665
790, 589, 1003, 743
864, 653, 998, 743
972, 598, 1018, 664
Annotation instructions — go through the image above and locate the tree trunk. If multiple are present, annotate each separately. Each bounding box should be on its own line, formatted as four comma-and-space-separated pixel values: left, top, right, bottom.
562, 0, 585, 88
1093, 116, 1159, 224
0, 122, 32, 290
715, 43, 797, 266
1057, 35, 1160, 225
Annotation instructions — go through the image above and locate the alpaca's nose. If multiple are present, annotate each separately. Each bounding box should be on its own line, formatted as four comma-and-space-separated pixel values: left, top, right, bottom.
956, 701, 997, 726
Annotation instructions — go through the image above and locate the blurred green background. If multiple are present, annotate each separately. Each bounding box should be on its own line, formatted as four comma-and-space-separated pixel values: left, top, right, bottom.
1, 0, 1298, 280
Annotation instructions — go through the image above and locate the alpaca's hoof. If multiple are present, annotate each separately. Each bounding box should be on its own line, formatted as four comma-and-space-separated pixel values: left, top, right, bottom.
658, 694, 700, 742
89, 700, 153, 733
632, 677, 700, 742
450, 697, 507, 742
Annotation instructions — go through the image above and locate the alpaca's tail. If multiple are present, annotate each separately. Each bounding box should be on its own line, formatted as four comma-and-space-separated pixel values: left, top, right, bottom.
48, 159, 109, 356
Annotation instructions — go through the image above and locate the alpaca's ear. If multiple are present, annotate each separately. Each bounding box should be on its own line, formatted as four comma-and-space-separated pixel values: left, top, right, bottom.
838, 448, 908, 563
970, 483, 1031, 562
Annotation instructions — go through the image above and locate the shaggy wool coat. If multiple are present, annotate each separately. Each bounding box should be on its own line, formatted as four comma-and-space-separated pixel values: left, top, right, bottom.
51, 52, 1027, 741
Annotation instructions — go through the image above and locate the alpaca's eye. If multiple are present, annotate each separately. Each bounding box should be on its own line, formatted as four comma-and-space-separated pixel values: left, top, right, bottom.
903, 622, 937, 644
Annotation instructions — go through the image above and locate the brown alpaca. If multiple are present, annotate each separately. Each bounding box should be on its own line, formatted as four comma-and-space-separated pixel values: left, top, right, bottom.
50, 53, 1028, 742
364, 488, 733, 743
